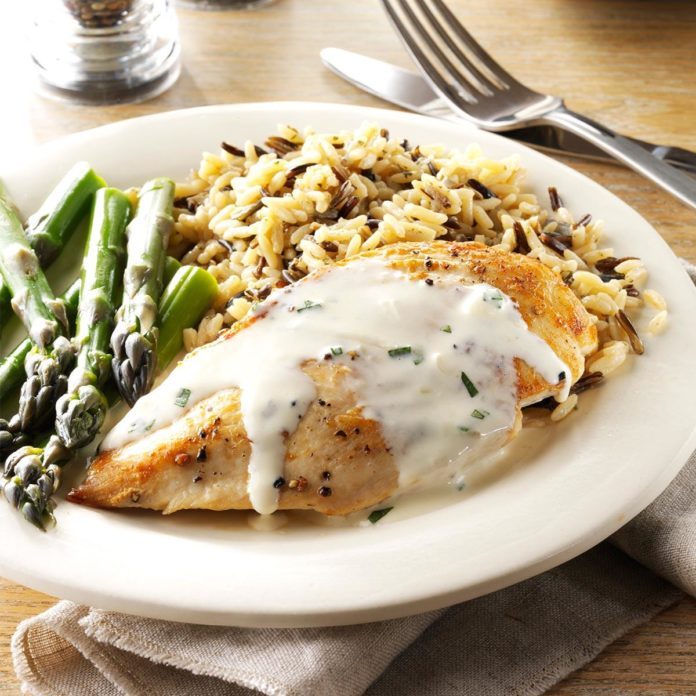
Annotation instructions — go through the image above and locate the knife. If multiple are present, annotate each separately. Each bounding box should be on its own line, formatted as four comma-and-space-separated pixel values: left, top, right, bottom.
320, 48, 696, 175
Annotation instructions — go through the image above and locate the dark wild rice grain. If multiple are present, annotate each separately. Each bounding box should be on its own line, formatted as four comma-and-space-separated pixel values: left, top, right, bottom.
616, 310, 645, 355
540, 233, 569, 255
573, 213, 592, 229
265, 136, 298, 156
548, 186, 562, 211
594, 256, 638, 274
467, 178, 496, 199
221, 142, 245, 157
513, 221, 531, 254
570, 371, 604, 395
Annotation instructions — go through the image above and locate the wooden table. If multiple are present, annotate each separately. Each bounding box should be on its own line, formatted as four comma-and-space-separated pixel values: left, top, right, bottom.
1, 0, 695, 692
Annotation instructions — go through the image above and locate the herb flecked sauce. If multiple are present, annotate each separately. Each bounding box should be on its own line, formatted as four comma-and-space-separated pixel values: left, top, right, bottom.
102, 258, 569, 515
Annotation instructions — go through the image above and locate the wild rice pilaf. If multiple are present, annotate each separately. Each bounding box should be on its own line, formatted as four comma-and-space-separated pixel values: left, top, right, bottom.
167, 122, 667, 421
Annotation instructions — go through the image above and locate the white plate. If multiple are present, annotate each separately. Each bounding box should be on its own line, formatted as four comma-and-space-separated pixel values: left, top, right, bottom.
1, 103, 695, 628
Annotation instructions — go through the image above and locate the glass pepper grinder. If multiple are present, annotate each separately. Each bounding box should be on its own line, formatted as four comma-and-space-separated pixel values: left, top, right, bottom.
30, 0, 180, 104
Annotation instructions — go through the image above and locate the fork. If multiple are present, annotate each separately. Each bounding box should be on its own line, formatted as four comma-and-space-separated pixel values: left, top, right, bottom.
381, 0, 696, 211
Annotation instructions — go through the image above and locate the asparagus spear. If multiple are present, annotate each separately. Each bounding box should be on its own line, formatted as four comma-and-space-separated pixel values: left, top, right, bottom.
111, 178, 174, 406
0, 200, 76, 433
55, 189, 130, 449
0, 260, 178, 404
163, 256, 181, 284
1, 261, 179, 453
0, 280, 79, 459
0, 281, 80, 403
157, 265, 218, 368
0, 164, 105, 339
3, 265, 218, 529
25, 162, 106, 266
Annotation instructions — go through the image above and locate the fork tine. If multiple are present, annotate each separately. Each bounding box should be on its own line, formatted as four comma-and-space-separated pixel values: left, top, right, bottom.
382, 0, 478, 108
412, 0, 502, 94
398, 0, 495, 97
428, 0, 521, 88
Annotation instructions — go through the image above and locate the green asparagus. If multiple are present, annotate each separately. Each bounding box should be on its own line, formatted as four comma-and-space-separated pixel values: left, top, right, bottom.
157, 266, 218, 368
1, 260, 179, 455
0, 164, 105, 339
25, 162, 106, 266
111, 178, 174, 406
0, 281, 80, 404
1, 260, 178, 405
0, 199, 76, 433
3, 265, 218, 529
0, 280, 80, 459
55, 189, 130, 449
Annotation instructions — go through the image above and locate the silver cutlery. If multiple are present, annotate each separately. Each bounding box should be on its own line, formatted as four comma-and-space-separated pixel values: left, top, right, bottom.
320, 47, 696, 176
380, 0, 696, 210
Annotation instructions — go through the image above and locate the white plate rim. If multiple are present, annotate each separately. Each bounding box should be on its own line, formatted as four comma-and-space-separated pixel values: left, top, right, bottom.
1, 101, 695, 627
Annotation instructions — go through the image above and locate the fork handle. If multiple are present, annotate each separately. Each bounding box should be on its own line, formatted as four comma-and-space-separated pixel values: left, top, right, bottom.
544, 106, 696, 211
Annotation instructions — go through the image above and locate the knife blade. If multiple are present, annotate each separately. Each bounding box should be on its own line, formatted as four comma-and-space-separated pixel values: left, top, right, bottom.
320, 48, 696, 175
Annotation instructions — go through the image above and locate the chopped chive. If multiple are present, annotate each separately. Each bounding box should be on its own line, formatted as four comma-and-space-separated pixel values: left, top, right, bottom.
368, 507, 393, 524
471, 409, 490, 420
458, 426, 470, 432
485, 290, 504, 308
174, 388, 192, 408
297, 299, 322, 313
413, 351, 424, 365
388, 346, 412, 358
441, 325, 452, 333
144, 419, 156, 432
331, 346, 343, 356
460, 371, 479, 397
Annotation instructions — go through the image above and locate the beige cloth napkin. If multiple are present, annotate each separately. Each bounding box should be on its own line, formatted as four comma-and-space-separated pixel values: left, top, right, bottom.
12, 263, 696, 696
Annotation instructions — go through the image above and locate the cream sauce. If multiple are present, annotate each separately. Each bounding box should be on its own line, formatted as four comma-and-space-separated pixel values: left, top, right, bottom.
102, 258, 569, 514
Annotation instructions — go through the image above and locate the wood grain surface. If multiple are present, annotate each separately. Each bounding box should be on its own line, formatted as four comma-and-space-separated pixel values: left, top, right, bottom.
1, 0, 695, 693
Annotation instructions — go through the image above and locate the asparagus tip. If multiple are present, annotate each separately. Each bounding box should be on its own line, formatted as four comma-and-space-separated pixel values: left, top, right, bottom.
55, 386, 108, 449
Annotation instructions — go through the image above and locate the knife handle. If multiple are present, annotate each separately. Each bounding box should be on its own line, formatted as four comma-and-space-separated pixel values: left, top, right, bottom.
545, 106, 696, 210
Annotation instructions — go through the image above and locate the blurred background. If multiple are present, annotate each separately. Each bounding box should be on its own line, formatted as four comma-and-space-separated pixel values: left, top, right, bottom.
1, 0, 693, 253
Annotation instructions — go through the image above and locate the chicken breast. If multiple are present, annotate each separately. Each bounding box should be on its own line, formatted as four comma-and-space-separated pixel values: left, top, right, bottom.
69, 241, 597, 515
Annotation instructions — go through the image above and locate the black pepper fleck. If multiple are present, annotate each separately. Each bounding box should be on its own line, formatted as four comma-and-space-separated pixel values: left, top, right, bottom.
425, 278, 434, 286
318, 486, 332, 497
335, 430, 347, 438
197, 446, 207, 462
322, 471, 331, 480
199, 429, 207, 439
273, 477, 285, 488
318, 399, 327, 406
193, 475, 203, 483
